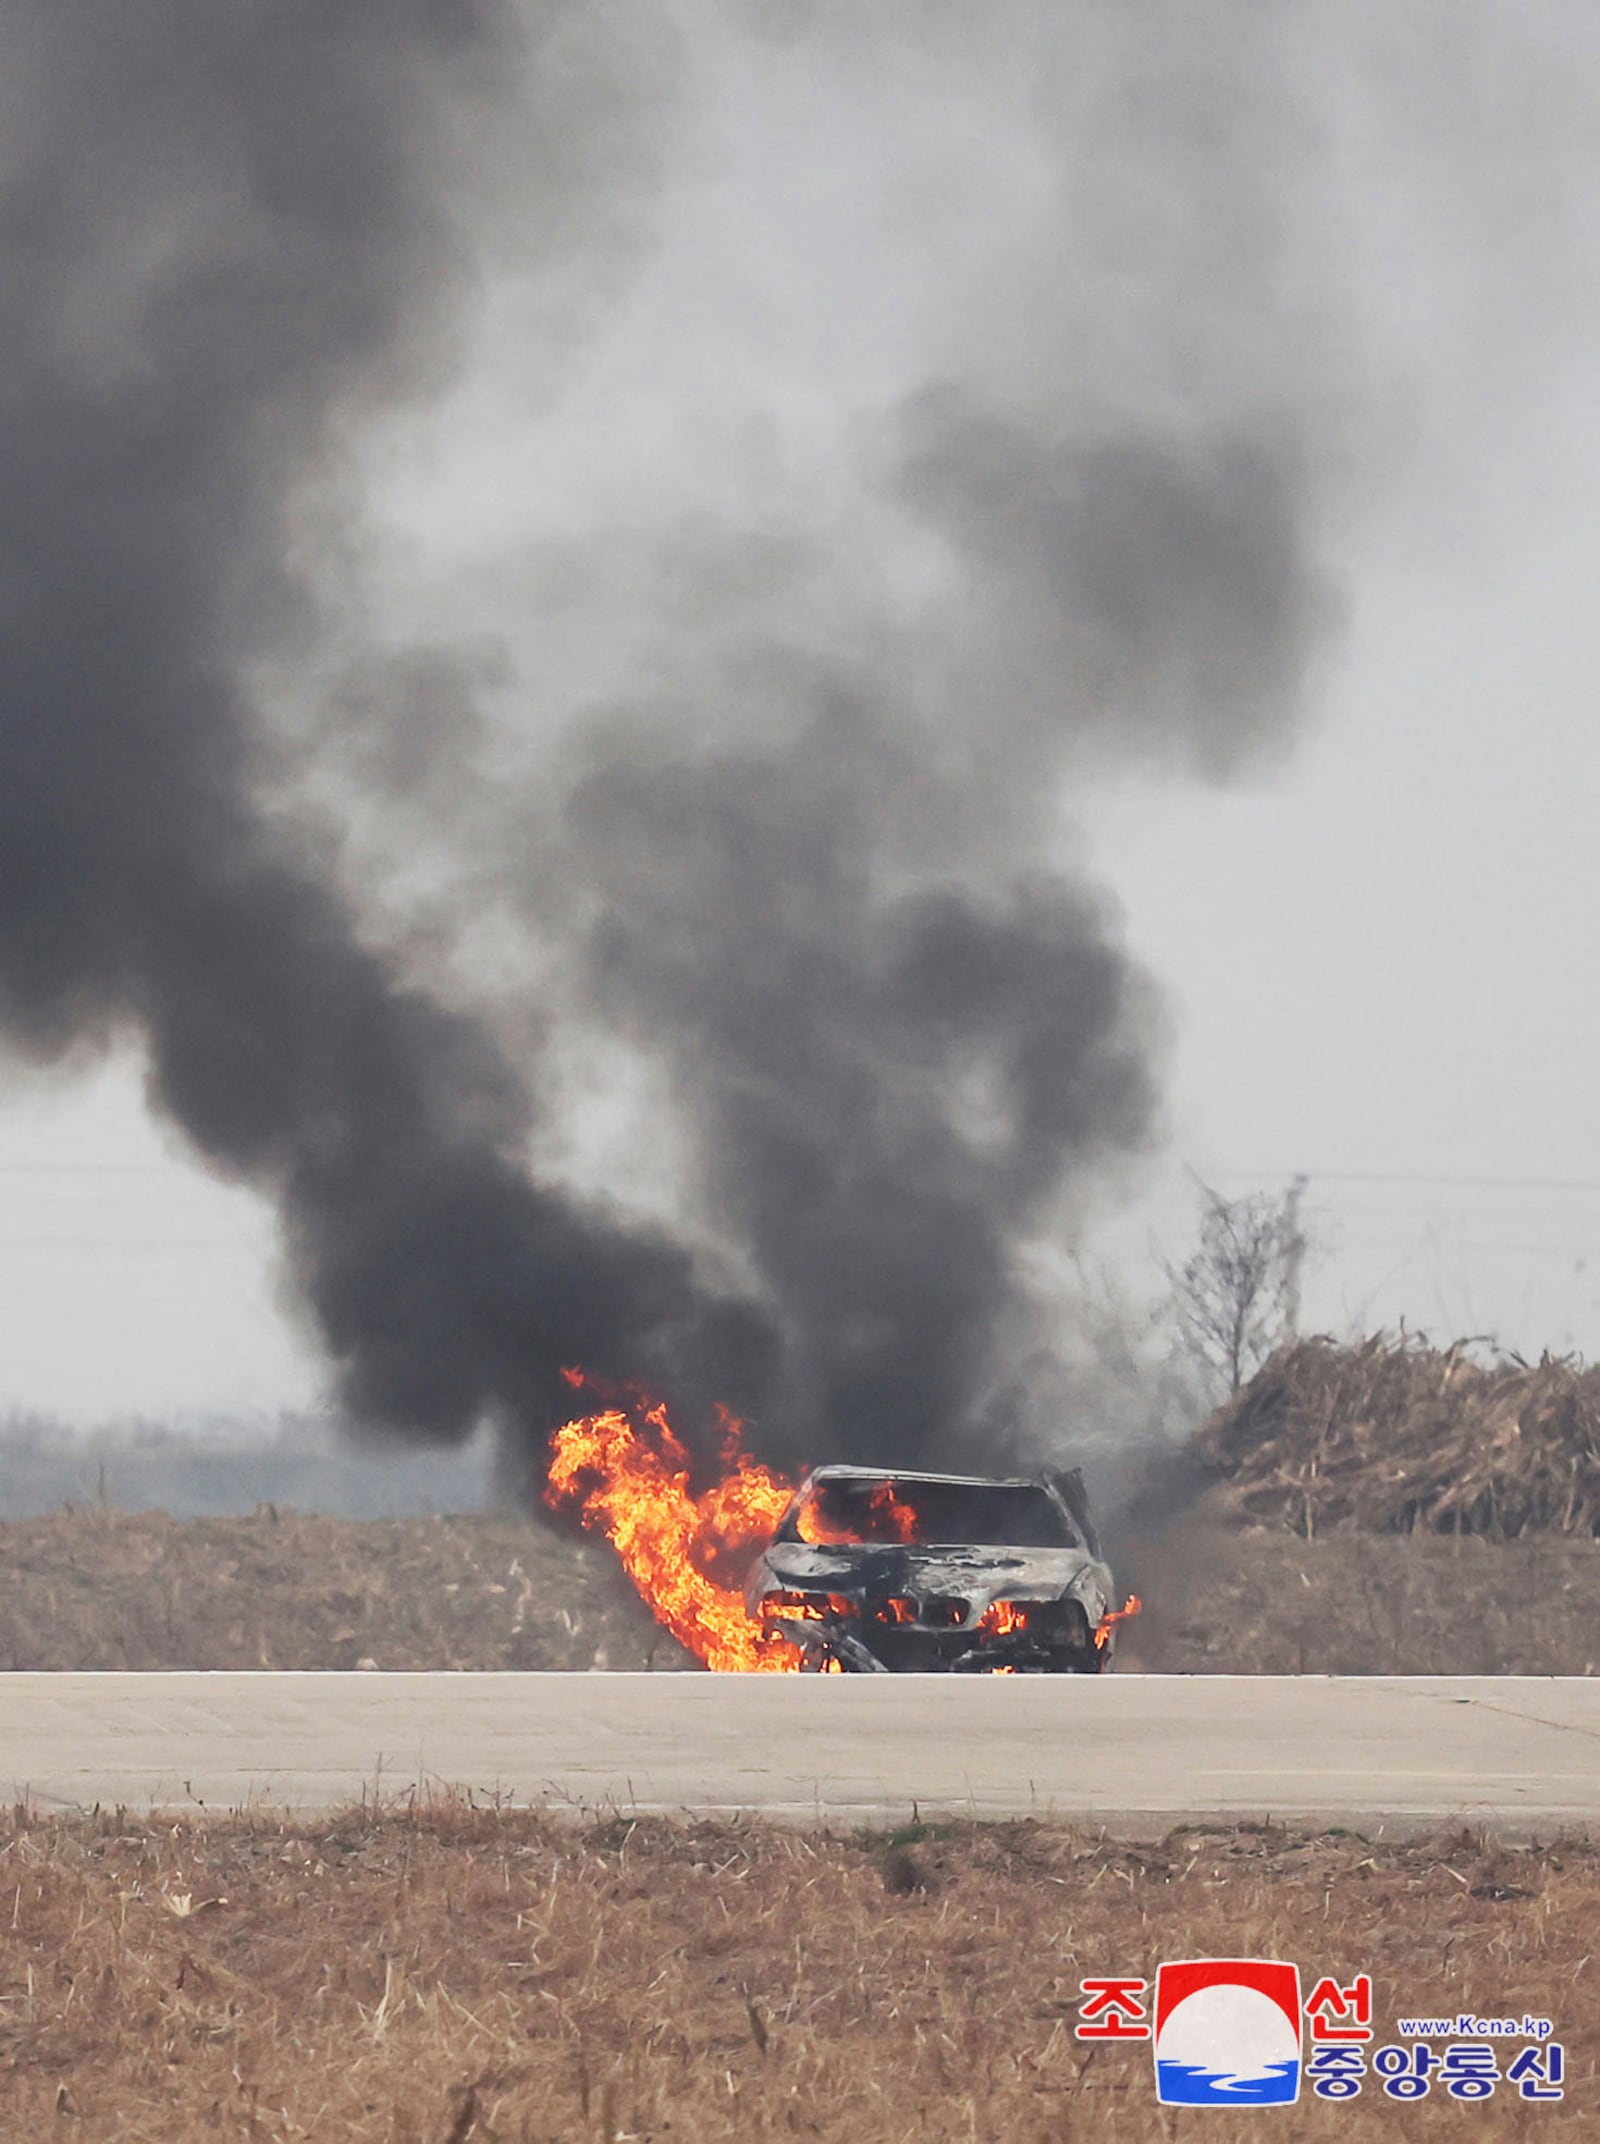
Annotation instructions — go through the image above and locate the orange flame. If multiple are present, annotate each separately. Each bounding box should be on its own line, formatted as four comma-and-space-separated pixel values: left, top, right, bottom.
796, 1476, 919, 1545
758, 1589, 860, 1623
544, 1372, 799, 1672
1094, 1593, 1142, 1651
546, 1371, 1146, 1674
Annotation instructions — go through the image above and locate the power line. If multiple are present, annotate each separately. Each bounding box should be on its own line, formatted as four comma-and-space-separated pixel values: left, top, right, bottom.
1204, 1166, 1600, 1195
0, 1161, 201, 1175
0, 1237, 261, 1252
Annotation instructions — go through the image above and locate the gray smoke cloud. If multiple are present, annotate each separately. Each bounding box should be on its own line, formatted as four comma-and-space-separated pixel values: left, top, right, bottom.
499, 3, 1347, 1465
7, 3, 1583, 1479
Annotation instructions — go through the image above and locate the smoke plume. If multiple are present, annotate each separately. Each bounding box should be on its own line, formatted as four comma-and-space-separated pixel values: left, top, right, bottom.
0, 2, 776, 1447
505, 4, 1345, 1464
6, 3, 1575, 1477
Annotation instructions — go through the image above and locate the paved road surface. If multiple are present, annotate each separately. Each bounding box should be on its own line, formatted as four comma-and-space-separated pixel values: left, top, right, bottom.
3, 1674, 1597, 1836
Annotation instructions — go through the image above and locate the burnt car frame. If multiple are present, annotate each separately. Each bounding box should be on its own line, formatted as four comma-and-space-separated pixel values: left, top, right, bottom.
744, 1463, 1118, 1673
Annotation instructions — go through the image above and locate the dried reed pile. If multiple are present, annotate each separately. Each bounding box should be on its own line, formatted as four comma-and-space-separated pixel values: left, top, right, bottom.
1190, 1332, 1600, 1537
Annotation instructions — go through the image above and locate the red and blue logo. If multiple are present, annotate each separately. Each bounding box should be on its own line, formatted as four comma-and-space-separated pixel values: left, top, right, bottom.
1154, 1959, 1303, 2105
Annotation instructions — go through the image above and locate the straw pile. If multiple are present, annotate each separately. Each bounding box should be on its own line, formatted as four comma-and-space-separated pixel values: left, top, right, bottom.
1189, 1332, 1600, 1537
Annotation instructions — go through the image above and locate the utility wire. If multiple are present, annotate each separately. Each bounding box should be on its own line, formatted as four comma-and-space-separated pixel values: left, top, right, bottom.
1204, 1166, 1600, 1194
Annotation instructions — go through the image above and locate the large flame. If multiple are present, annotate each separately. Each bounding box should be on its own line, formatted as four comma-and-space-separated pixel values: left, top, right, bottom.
545, 1369, 1145, 1674
544, 1370, 800, 1672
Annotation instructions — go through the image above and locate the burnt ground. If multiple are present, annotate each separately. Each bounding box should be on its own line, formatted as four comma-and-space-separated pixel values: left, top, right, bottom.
0, 1804, 1594, 2141
1, 1503, 1598, 1675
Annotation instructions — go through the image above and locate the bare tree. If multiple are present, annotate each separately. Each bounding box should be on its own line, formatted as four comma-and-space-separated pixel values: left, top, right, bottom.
1166, 1178, 1310, 1394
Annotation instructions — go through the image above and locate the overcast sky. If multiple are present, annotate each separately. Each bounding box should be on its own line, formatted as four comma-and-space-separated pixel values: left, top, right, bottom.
4, 2, 1600, 1427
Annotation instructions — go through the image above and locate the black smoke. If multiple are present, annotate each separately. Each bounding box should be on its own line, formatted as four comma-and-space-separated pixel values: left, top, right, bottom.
508, 8, 1346, 1467
0, 1, 777, 1449
1, 3, 1416, 1480
552, 723, 1165, 1462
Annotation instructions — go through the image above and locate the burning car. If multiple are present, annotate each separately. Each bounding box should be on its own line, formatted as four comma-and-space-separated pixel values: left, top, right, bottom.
744, 1463, 1131, 1673
545, 1373, 1141, 1673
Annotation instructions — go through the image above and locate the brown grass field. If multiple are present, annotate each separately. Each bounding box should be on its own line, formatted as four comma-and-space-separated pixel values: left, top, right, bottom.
0, 1508, 686, 1675
1111, 1520, 1600, 1677
0, 1803, 1594, 2141
3, 1503, 1599, 1676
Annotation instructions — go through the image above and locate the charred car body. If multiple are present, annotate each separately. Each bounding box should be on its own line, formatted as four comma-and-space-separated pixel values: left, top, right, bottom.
745, 1464, 1119, 1673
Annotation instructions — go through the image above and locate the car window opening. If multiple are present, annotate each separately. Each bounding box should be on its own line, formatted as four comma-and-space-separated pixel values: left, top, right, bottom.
784, 1475, 1078, 1550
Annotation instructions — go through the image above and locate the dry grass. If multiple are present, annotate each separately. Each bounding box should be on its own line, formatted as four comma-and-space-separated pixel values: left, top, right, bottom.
0, 1508, 695, 1674
1113, 1517, 1600, 1676
6, 1505, 1600, 1677
0, 1804, 1594, 2140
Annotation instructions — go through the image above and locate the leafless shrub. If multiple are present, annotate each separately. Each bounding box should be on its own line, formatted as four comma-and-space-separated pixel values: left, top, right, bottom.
1166, 1179, 1311, 1396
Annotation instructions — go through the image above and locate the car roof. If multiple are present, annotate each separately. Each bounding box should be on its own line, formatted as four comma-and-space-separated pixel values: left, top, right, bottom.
800, 1464, 1050, 1492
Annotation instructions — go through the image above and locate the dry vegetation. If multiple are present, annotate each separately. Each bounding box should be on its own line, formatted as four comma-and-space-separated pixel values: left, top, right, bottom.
1112, 1518, 1600, 1677
1193, 1333, 1600, 1538
4, 1501, 1600, 1676
0, 1508, 696, 1674
0, 1803, 1594, 2141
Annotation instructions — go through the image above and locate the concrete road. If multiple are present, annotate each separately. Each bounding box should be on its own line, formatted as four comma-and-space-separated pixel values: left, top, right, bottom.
3, 1674, 1598, 1836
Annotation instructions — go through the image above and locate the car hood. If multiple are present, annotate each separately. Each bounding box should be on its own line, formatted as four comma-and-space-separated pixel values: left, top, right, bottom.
748, 1539, 1108, 1614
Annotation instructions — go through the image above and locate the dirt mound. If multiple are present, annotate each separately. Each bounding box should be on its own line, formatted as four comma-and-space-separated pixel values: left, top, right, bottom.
1190, 1332, 1600, 1538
